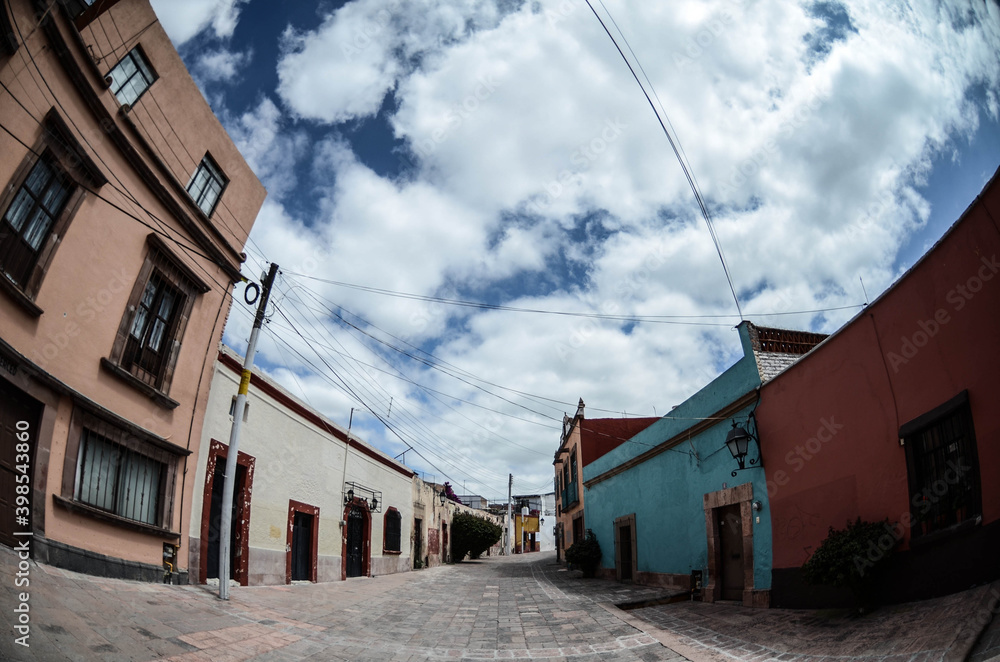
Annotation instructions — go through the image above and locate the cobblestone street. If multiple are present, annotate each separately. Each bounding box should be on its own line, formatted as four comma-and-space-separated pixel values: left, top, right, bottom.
1, 545, 997, 661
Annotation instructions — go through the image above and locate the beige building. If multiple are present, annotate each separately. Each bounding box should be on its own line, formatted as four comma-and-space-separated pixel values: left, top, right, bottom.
411, 479, 504, 568
0, 0, 264, 582
191, 347, 415, 585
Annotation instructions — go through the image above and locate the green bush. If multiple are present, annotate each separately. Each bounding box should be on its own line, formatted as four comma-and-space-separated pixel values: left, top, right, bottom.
565, 530, 602, 577
802, 517, 900, 610
451, 512, 503, 562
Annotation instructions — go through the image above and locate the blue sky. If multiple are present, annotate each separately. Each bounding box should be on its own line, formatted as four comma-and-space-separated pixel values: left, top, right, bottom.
152, 0, 1000, 501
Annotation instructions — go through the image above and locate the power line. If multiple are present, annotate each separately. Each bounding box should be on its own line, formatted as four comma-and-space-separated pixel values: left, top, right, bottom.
583, 0, 743, 320
282, 270, 862, 323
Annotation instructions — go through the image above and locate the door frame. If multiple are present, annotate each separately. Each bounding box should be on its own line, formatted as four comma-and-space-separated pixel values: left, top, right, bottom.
0, 377, 43, 548
286, 499, 319, 583
703, 482, 757, 605
341, 497, 371, 579
200, 439, 255, 585
614, 513, 637, 582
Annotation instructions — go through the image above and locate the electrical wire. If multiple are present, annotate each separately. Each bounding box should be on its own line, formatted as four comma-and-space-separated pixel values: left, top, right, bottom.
582, 0, 744, 320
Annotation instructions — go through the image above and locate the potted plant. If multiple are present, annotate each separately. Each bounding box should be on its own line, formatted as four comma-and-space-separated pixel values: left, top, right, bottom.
565, 530, 602, 578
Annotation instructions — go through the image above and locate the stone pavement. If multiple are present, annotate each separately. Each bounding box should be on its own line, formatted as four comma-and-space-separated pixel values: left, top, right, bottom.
0, 544, 996, 661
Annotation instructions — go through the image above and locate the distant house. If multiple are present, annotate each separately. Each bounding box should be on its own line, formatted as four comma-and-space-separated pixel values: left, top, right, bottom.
583, 323, 825, 606
412, 480, 504, 567
190, 347, 414, 585
553, 401, 659, 559
456, 494, 489, 510
513, 493, 556, 553
758, 165, 1000, 607
0, 0, 264, 582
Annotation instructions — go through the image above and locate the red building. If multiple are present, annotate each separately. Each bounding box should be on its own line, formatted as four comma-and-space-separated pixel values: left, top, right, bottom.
757, 165, 1000, 606
553, 399, 658, 559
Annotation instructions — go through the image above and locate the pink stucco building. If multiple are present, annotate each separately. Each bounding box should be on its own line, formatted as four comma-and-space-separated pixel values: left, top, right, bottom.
0, 0, 264, 582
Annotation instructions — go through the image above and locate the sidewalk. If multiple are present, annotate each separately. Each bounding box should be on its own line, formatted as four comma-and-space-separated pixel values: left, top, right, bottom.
533, 563, 1000, 662
0, 544, 996, 661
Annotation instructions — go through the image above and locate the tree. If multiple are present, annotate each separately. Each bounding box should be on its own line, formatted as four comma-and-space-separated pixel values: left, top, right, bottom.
451, 512, 502, 561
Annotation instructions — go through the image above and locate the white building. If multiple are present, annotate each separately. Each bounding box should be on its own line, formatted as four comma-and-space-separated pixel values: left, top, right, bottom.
188, 346, 414, 585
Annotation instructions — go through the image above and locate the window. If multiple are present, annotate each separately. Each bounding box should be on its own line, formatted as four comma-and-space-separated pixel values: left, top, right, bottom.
902, 391, 981, 539
0, 111, 104, 312
187, 156, 227, 216
108, 47, 156, 106
0, 152, 72, 287
104, 235, 209, 402
77, 428, 165, 526
384, 508, 402, 553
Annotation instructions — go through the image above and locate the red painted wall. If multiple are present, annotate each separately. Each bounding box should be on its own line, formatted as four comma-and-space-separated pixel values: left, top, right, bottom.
758, 168, 1000, 572
580, 418, 660, 466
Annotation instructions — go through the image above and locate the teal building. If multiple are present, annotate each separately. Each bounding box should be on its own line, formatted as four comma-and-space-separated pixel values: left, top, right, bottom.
582, 322, 825, 605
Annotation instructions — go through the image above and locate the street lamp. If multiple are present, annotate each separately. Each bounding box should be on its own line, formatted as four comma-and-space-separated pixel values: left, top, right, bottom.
725, 421, 761, 478
438, 489, 446, 506
345, 488, 354, 505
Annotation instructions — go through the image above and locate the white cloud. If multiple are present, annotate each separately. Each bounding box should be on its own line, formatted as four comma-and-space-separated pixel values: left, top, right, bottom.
276, 0, 505, 123
151, 0, 250, 46
192, 47, 252, 84
232, 0, 1000, 497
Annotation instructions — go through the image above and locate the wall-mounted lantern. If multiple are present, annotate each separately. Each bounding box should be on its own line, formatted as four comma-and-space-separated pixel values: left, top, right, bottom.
725, 420, 762, 478
438, 490, 447, 506
370, 496, 379, 511
344, 488, 354, 505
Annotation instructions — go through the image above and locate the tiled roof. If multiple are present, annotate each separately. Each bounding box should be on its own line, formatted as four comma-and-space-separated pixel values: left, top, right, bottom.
747, 324, 828, 382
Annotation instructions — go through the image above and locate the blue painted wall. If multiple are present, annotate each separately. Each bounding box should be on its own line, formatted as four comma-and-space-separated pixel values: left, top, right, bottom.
582, 323, 772, 589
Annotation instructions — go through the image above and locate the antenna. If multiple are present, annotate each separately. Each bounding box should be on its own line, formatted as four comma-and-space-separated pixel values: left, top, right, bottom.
859, 276, 870, 306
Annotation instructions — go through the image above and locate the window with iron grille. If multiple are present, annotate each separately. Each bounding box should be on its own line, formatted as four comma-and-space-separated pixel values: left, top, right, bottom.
187, 156, 227, 216
108, 47, 156, 106
0, 152, 72, 288
384, 508, 402, 553
902, 391, 981, 538
76, 428, 166, 526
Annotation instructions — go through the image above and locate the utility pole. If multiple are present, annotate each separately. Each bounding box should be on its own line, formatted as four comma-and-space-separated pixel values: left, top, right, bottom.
506, 474, 512, 556
218, 263, 278, 600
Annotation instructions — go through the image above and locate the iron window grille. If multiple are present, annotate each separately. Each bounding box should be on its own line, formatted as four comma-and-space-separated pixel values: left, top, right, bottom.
902, 391, 981, 538
384, 509, 401, 553
108, 46, 157, 107
187, 156, 227, 216
75, 425, 172, 527
0, 151, 72, 287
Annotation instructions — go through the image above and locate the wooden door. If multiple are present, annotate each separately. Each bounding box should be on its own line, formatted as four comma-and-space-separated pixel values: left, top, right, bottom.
619, 524, 633, 581
413, 518, 422, 568
346, 506, 364, 577
291, 511, 313, 581
718, 503, 744, 601
206, 463, 244, 580
0, 379, 42, 548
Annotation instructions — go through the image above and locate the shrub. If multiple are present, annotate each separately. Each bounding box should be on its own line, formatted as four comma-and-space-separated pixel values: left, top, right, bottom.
451, 512, 503, 562
802, 517, 900, 610
565, 530, 602, 578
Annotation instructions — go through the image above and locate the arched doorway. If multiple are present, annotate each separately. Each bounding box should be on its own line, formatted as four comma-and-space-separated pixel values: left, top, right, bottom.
342, 499, 371, 579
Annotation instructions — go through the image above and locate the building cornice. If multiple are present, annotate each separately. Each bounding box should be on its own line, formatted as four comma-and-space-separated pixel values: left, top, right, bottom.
216, 350, 414, 479
584, 390, 759, 488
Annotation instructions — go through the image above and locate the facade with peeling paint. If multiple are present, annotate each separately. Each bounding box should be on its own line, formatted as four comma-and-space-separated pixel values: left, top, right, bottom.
189, 346, 414, 585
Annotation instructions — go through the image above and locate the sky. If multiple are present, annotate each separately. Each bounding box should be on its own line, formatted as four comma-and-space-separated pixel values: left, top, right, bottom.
149, 0, 1000, 502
